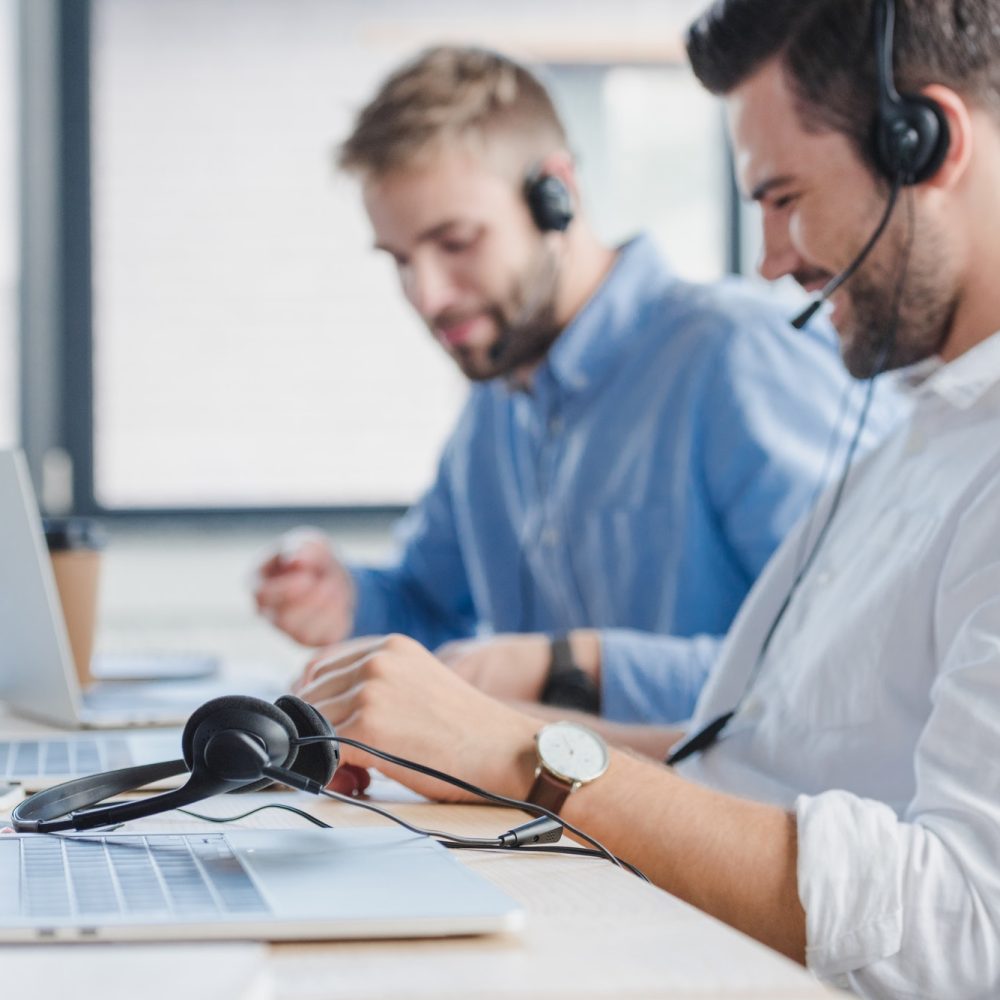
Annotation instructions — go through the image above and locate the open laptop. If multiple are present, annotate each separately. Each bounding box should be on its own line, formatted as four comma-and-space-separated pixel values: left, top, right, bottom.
0, 448, 278, 730
0, 828, 523, 942
0, 729, 184, 790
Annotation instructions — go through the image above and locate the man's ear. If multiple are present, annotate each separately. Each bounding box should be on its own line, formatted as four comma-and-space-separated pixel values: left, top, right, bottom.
918, 84, 973, 190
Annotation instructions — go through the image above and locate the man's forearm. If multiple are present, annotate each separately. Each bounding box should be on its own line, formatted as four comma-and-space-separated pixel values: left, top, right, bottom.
560, 750, 807, 963
300, 634, 806, 963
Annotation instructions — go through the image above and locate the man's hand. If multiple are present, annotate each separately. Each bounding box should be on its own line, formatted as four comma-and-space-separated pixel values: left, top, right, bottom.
293, 634, 538, 803
435, 634, 551, 701
253, 528, 356, 647
435, 630, 603, 702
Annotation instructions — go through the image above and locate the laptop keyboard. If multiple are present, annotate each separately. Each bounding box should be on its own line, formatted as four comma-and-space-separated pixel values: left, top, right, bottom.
0, 834, 270, 920
0, 738, 132, 778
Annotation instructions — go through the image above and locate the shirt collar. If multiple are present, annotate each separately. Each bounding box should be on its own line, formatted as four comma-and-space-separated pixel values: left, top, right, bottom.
900, 327, 1000, 410
538, 233, 671, 397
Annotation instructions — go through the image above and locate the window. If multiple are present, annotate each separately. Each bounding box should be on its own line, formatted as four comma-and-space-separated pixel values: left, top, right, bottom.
548, 64, 724, 281
90, 0, 726, 510
0, 0, 17, 448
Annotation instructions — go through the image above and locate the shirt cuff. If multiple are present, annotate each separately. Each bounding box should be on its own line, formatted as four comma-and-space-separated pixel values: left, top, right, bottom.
796, 790, 903, 983
346, 566, 392, 638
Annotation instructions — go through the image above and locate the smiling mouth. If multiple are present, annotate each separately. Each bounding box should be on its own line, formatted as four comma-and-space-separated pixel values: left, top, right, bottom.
795, 271, 833, 295
435, 316, 483, 347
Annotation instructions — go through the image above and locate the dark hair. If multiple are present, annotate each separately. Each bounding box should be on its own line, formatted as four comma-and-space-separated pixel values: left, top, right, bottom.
687, 0, 1000, 167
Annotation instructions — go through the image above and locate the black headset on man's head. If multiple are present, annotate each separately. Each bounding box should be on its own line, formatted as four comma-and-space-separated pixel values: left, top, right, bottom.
870, 0, 949, 184
525, 1, 947, 239
789, 0, 950, 330
524, 169, 574, 234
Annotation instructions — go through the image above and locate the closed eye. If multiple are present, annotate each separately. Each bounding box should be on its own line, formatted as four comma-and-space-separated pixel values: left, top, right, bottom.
439, 229, 483, 255
772, 193, 799, 210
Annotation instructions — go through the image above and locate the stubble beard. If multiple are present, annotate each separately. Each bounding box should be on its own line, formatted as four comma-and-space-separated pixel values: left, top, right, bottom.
839, 209, 957, 379
448, 240, 563, 383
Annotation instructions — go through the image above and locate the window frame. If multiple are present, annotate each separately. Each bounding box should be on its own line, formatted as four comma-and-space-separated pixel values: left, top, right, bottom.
19, 0, 743, 521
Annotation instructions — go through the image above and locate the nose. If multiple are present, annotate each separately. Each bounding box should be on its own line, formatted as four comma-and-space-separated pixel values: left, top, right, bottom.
403, 254, 459, 320
757, 208, 803, 283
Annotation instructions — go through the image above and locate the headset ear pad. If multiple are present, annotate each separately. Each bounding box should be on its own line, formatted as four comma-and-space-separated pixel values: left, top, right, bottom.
525, 173, 574, 233
230, 694, 339, 794
874, 94, 950, 185
183, 695, 298, 793
275, 694, 340, 786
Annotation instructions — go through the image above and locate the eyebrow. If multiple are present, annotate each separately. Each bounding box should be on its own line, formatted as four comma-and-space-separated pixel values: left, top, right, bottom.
374, 220, 468, 255
749, 175, 797, 202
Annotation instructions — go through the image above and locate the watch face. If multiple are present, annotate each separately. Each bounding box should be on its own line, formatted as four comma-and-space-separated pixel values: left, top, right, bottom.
536, 722, 610, 785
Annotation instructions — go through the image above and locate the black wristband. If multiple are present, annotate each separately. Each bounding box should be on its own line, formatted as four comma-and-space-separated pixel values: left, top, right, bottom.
540, 634, 601, 714
549, 634, 576, 675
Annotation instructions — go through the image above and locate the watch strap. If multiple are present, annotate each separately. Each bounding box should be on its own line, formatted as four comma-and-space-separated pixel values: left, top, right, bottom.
526, 767, 574, 815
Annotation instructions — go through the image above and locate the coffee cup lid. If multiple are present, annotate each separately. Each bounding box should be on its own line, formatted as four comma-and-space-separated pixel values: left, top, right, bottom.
43, 517, 108, 552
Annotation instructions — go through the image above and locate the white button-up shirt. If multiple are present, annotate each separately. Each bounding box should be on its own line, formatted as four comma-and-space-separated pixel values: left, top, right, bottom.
678, 330, 1000, 998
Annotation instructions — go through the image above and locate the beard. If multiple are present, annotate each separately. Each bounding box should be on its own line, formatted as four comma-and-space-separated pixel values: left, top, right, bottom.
838, 207, 958, 379
431, 240, 563, 382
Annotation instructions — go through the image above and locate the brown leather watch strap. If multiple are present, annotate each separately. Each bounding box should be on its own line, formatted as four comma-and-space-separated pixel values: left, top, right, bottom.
526, 768, 574, 815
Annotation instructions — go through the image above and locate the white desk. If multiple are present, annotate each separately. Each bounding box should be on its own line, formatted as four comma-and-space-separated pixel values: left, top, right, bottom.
256, 799, 839, 1000
0, 711, 838, 999
1, 529, 841, 998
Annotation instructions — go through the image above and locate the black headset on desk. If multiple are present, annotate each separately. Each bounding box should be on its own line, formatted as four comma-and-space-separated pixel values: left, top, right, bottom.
11, 694, 338, 834
10, 692, 647, 879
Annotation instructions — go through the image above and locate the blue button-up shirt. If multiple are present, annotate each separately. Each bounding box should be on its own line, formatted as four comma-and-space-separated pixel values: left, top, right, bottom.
350, 235, 904, 723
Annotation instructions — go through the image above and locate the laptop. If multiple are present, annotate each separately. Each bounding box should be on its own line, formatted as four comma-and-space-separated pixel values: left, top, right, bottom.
0, 828, 524, 942
0, 448, 278, 729
0, 730, 184, 790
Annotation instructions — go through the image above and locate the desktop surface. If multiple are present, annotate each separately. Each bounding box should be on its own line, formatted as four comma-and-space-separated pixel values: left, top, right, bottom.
91, 787, 836, 1000
0, 520, 839, 999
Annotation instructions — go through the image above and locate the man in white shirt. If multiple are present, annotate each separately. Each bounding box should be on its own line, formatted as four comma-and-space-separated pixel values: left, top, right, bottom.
289, 1, 1000, 996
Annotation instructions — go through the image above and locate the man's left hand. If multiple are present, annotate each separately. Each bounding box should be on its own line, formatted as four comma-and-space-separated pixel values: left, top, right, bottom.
435, 634, 551, 701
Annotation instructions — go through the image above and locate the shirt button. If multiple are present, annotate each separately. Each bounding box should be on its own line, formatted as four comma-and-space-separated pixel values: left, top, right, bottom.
541, 528, 559, 546
813, 569, 833, 587
548, 416, 563, 434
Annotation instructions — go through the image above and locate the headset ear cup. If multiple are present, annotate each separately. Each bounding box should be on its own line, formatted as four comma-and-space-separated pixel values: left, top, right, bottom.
525, 174, 574, 232
903, 94, 949, 184
183, 695, 298, 794
874, 95, 950, 185
275, 694, 340, 786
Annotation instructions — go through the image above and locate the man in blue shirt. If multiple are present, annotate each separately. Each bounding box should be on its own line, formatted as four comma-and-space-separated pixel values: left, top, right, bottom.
255, 45, 900, 724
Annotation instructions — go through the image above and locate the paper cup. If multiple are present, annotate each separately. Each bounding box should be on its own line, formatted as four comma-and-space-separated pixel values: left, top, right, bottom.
44, 518, 107, 689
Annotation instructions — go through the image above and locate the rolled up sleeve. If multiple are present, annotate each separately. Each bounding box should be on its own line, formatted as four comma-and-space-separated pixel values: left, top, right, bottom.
599, 630, 722, 724
796, 559, 1000, 997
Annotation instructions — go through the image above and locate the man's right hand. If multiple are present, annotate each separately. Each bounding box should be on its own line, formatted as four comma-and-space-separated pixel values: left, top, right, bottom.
253, 528, 357, 647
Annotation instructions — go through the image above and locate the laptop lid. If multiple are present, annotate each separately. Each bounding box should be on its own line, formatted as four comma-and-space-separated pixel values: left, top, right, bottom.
0, 449, 278, 729
0, 449, 88, 728
0, 828, 524, 941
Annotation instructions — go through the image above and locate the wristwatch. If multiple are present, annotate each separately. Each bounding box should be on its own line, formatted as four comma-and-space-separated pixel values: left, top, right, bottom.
540, 634, 601, 714
526, 720, 610, 815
